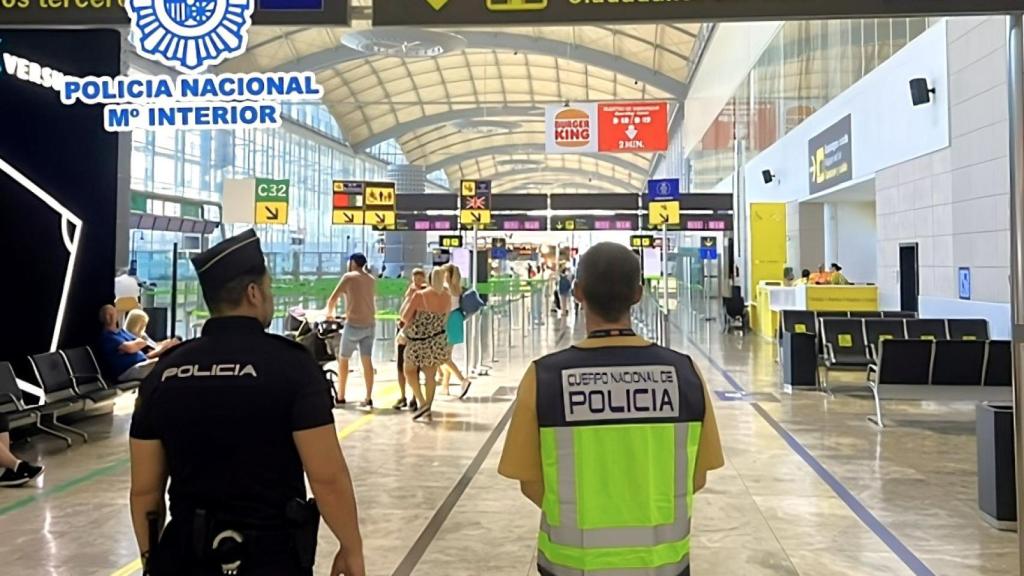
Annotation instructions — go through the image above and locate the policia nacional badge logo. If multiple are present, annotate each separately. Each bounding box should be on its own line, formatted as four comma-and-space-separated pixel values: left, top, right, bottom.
127, 0, 255, 73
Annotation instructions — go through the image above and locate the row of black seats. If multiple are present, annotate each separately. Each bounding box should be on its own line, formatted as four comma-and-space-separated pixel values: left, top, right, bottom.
0, 347, 140, 447
781, 310, 918, 335
780, 310, 919, 338
869, 339, 1011, 387
817, 317, 991, 370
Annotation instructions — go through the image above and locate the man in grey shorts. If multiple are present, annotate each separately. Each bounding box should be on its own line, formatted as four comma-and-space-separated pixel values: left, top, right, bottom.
327, 253, 377, 409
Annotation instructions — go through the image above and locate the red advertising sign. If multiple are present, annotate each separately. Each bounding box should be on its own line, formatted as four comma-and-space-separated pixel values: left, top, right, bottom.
597, 101, 669, 153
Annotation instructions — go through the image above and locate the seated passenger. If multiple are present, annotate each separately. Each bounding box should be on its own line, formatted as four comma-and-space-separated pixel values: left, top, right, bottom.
783, 266, 796, 286
98, 305, 176, 382
0, 413, 44, 488
830, 263, 851, 285
796, 269, 812, 285
809, 265, 830, 285
124, 309, 178, 351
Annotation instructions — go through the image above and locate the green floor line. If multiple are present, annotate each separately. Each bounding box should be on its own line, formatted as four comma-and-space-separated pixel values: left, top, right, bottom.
0, 457, 130, 517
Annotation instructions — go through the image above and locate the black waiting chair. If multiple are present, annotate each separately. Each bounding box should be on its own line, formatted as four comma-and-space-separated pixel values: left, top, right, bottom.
850, 311, 884, 318
984, 340, 1013, 387
0, 362, 40, 432
905, 319, 949, 341
820, 319, 871, 392
62, 347, 124, 401
817, 311, 850, 319
28, 352, 89, 445
931, 341, 986, 386
777, 310, 817, 366
722, 292, 748, 335
864, 319, 908, 361
821, 319, 870, 366
781, 310, 817, 336
867, 339, 934, 427
882, 311, 918, 319
871, 340, 934, 385
947, 319, 989, 341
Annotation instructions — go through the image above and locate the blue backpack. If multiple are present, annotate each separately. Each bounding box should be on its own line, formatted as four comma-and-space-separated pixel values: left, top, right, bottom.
459, 289, 486, 317
559, 275, 572, 294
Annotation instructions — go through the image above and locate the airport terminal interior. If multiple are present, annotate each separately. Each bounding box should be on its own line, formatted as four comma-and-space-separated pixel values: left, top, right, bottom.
3, 1, 1024, 575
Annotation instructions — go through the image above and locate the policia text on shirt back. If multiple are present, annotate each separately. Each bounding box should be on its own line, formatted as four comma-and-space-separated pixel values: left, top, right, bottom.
131, 317, 335, 575
499, 331, 724, 576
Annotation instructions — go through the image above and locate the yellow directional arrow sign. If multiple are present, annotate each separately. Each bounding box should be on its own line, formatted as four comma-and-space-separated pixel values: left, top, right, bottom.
426, 0, 448, 10
648, 201, 681, 227
366, 210, 396, 229
332, 209, 364, 225
460, 210, 492, 226
256, 201, 288, 225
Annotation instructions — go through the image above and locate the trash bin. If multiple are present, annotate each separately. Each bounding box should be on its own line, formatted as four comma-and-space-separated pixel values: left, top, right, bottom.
977, 402, 1017, 530
782, 331, 817, 388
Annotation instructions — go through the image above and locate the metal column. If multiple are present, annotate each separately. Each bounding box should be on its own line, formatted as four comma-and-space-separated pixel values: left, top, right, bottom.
170, 242, 179, 339
1005, 13, 1024, 570
661, 224, 671, 349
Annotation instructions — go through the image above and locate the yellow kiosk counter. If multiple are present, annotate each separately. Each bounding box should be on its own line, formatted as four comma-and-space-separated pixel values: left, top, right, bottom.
754, 283, 880, 339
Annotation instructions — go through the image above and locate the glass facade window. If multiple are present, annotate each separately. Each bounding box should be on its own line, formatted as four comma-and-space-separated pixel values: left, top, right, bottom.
130, 103, 390, 282
689, 17, 938, 191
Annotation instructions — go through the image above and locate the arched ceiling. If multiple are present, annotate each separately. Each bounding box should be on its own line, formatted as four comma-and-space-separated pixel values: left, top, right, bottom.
218, 4, 709, 194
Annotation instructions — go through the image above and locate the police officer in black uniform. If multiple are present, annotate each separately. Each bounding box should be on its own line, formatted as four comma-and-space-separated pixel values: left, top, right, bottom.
129, 229, 366, 576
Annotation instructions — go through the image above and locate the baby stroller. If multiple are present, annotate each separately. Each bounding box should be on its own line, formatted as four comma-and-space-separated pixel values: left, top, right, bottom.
286, 307, 342, 384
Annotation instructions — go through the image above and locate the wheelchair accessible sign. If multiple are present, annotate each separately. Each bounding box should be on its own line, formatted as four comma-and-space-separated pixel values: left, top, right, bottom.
23, 0, 325, 131
959, 267, 971, 300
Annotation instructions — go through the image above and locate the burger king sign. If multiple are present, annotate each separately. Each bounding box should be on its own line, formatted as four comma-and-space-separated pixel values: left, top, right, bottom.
546, 102, 598, 153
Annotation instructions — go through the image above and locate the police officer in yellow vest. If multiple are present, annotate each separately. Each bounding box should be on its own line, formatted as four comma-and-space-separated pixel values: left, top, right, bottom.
499, 242, 724, 576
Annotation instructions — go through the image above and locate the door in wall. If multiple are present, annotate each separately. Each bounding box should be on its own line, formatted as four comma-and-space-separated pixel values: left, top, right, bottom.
899, 243, 919, 313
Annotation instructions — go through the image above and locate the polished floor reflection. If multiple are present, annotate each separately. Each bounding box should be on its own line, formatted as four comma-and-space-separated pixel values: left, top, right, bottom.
0, 312, 1017, 575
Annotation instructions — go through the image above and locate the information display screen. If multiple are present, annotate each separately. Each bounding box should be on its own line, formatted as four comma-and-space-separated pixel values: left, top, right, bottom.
682, 214, 734, 231
375, 0, 1020, 27
397, 215, 458, 232
553, 214, 639, 231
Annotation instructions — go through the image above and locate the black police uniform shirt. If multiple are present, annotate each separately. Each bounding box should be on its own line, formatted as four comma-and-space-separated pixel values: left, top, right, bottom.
130, 316, 335, 529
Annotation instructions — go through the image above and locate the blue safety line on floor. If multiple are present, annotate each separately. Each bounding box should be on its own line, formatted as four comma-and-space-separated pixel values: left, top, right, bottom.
686, 335, 936, 576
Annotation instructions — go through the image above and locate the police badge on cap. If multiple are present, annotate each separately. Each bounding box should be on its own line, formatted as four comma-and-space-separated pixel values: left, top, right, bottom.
191, 229, 267, 299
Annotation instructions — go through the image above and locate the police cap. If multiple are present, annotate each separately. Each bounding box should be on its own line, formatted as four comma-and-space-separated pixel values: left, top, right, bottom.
191, 229, 267, 298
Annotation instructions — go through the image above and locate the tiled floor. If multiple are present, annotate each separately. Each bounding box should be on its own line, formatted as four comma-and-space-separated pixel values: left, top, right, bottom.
0, 311, 1018, 575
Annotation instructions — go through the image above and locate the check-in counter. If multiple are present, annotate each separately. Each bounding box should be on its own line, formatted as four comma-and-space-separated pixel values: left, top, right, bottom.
752, 282, 785, 339
802, 285, 879, 312
756, 284, 880, 339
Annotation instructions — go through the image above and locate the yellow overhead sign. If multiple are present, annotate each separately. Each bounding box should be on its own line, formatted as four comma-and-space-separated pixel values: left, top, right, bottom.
460, 210, 492, 226
364, 184, 396, 207
378, 0, 984, 27
332, 209, 364, 226
647, 201, 680, 227
256, 202, 288, 225
440, 235, 464, 248
630, 235, 654, 249
366, 210, 396, 229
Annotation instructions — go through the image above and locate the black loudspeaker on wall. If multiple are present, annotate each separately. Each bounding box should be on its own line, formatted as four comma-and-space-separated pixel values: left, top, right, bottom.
909, 78, 935, 106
